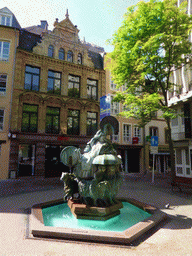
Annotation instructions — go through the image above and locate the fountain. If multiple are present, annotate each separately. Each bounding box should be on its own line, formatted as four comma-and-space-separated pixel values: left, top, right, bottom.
59, 129, 123, 220
30, 128, 167, 245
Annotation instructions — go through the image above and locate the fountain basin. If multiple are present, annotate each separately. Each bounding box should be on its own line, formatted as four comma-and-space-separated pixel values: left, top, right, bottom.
67, 199, 124, 220
30, 198, 167, 245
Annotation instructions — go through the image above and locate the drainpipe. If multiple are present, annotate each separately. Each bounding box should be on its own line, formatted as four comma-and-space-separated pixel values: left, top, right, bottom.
8, 27, 18, 176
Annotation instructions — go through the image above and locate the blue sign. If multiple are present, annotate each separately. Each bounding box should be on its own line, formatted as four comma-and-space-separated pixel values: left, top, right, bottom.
151, 136, 158, 146
100, 94, 111, 121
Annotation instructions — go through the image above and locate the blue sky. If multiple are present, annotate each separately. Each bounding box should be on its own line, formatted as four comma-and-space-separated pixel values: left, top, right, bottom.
0, 0, 140, 52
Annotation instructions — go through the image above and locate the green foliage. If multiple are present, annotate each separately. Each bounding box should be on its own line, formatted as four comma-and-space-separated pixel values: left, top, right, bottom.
108, 0, 192, 124
108, 0, 192, 179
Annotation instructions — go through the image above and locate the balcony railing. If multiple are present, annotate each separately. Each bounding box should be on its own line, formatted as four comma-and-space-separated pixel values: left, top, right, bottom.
171, 132, 186, 141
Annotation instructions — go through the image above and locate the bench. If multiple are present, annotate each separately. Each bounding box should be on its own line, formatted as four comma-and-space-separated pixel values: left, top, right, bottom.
171, 176, 192, 192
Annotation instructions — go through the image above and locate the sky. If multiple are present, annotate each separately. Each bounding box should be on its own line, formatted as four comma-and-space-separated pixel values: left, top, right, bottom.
0, 0, 141, 52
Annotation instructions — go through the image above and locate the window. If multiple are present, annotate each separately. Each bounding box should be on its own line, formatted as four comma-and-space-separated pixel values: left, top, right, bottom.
110, 77, 117, 90
21, 104, 38, 133
175, 148, 191, 177
46, 107, 60, 134
0, 15, 11, 26
48, 45, 54, 57
59, 48, 65, 60
111, 95, 119, 115
122, 84, 127, 91
149, 127, 158, 137
0, 109, 4, 131
0, 74, 7, 94
171, 115, 178, 126
68, 75, 80, 98
18, 144, 35, 176
0, 41, 10, 61
87, 112, 97, 136
77, 53, 82, 64
67, 50, 73, 62
151, 111, 157, 118
134, 126, 141, 142
67, 109, 80, 135
87, 79, 98, 100
24, 65, 40, 91
123, 124, 131, 143
47, 70, 61, 94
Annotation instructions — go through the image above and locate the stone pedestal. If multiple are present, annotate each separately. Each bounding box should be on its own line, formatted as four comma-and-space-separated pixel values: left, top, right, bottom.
67, 199, 123, 221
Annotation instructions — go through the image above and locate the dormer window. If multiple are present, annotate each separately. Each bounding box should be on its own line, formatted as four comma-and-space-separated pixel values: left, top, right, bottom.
59, 48, 65, 60
67, 50, 73, 62
77, 53, 82, 64
48, 45, 54, 57
0, 15, 11, 26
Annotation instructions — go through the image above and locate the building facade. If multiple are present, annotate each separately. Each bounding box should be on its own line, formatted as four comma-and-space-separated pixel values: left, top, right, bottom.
104, 55, 169, 174
0, 7, 20, 179
8, 11, 105, 179
169, 58, 192, 180
167, 0, 192, 182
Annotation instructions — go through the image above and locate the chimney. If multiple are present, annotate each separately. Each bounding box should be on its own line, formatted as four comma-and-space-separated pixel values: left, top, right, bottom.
40, 20, 48, 30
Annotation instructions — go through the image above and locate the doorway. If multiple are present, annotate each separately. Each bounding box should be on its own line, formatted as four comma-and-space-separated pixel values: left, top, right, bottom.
45, 145, 69, 177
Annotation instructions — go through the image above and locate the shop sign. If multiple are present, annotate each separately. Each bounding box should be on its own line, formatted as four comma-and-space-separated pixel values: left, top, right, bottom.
57, 136, 69, 141
132, 137, 139, 144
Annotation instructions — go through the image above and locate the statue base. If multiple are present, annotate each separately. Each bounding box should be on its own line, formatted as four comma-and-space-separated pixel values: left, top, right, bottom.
67, 199, 123, 221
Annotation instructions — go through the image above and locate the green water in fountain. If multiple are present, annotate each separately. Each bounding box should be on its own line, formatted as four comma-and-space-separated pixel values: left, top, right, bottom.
42, 202, 151, 232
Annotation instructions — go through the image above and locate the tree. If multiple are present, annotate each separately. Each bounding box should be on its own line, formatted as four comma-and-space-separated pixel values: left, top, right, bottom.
108, 0, 192, 181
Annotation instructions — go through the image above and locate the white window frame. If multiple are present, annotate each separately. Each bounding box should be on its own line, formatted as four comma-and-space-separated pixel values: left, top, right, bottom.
0, 41, 10, 61
110, 76, 117, 90
112, 133, 119, 143
175, 148, 191, 177
171, 107, 185, 140
0, 109, 4, 131
149, 126, 158, 137
134, 125, 142, 143
123, 123, 131, 143
0, 74, 7, 95
110, 95, 120, 115
0, 15, 12, 26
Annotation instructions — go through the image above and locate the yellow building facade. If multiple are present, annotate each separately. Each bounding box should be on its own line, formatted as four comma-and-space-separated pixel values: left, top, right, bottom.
8, 12, 105, 178
0, 7, 20, 179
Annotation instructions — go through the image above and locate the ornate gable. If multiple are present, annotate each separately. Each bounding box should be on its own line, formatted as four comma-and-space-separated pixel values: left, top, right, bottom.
52, 10, 80, 42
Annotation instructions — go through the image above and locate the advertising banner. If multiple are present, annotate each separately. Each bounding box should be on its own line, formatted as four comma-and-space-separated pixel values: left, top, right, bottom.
100, 94, 111, 121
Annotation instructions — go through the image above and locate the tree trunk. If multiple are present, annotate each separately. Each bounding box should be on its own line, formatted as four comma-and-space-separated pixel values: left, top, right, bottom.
165, 117, 176, 183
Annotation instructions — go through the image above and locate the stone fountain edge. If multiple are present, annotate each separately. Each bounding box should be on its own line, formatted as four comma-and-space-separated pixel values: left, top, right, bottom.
30, 198, 167, 245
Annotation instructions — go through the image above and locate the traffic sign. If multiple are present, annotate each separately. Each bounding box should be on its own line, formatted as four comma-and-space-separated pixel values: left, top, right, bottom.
150, 146, 158, 154
151, 136, 158, 147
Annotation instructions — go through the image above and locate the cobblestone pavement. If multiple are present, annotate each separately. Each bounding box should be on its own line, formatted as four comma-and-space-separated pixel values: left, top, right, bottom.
0, 173, 192, 256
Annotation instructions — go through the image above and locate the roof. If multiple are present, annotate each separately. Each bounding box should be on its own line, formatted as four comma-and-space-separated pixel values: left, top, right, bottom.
88, 50, 104, 69
0, 7, 21, 29
18, 29, 41, 51
24, 26, 50, 35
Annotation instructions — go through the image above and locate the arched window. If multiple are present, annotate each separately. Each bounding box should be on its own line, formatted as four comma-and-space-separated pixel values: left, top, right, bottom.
77, 53, 82, 64
59, 48, 65, 60
48, 45, 54, 57
67, 50, 73, 62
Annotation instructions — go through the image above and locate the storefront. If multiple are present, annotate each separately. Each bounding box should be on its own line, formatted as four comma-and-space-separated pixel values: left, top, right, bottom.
9, 132, 90, 178
118, 146, 142, 173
